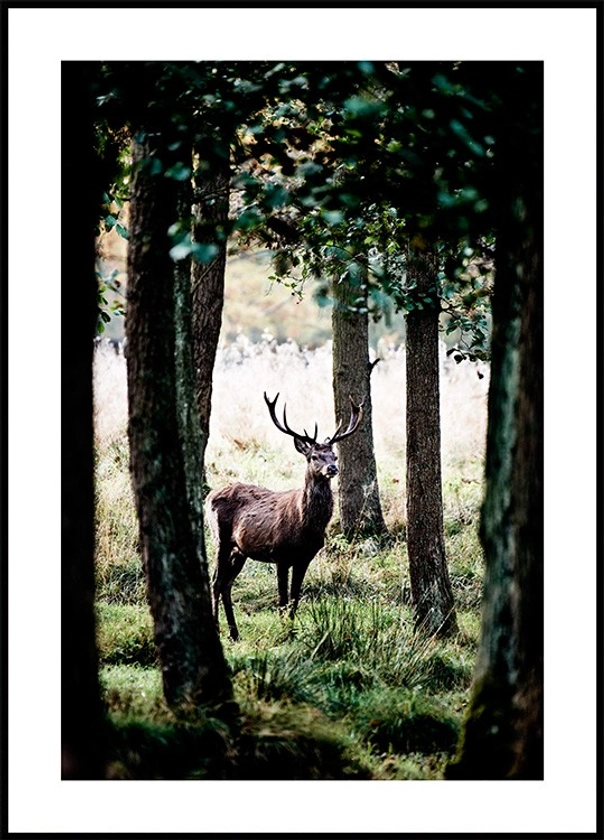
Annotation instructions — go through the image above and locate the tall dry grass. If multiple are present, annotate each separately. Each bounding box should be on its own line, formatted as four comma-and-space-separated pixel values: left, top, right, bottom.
94, 334, 489, 522
207, 333, 488, 462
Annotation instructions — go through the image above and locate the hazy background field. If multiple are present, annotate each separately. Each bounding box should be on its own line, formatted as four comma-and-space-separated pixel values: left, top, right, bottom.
95, 243, 490, 513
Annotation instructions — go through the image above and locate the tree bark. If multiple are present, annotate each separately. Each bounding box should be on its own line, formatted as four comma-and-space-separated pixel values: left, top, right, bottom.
126, 135, 233, 711
447, 64, 543, 779
191, 146, 230, 492
61, 62, 106, 779
447, 214, 543, 778
332, 277, 387, 540
405, 249, 457, 637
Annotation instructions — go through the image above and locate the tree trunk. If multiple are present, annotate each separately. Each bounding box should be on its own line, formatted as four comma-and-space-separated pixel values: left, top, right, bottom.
405, 249, 457, 637
191, 146, 230, 492
61, 62, 105, 779
332, 277, 387, 540
174, 179, 207, 576
447, 64, 543, 779
447, 215, 543, 778
126, 135, 233, 711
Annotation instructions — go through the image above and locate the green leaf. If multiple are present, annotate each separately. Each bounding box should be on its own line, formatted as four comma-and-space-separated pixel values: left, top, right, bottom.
297, 161, 323, 178
264, 185, 290, 210
169, 240, 193, 261
191, 242, 220, 264
358, 61, 375, 75
164, 162, 192, 181
450, 119, 485, 157
344, 95, 384, 120
321, 209, 344, 225
233, 208, 264, 232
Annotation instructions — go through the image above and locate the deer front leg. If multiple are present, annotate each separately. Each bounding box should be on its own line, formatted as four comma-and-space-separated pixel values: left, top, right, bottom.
289, 559, 311, 621
277, 563, 289, 611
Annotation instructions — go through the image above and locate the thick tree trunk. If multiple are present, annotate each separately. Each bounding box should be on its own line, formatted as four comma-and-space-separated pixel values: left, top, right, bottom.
447, 64, 543, 779
191, 147, 230, 492
126, 136, 233, 711
447, 216, 543, 779
405, 250, 457, 637
61, 62, 105, 779
332, 278, 387, 540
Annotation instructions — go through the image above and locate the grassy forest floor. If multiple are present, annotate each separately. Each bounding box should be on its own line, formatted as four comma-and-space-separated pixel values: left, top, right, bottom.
93, 314, 489, 780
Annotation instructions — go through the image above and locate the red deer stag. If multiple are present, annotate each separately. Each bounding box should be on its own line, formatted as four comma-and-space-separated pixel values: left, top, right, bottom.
206, 392, 363, 640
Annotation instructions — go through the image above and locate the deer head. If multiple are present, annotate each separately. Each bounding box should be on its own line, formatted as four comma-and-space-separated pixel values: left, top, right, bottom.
263, 392, 364, 480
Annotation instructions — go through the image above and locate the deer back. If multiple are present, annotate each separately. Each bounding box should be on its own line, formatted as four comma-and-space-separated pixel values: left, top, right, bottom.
207, 472, 332, 564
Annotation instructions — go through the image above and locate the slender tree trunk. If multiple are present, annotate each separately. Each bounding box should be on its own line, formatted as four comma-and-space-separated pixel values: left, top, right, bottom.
405, 249, 457, 637
332, 277, 387, 540
126, 135, 233, 711
61, 62, 105, 779
174, 180, 207, 575
191, 146, 230, 491
447, 64, 543, 779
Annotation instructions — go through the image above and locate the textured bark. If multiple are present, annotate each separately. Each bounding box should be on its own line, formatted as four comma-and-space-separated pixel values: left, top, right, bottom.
405, 252, 457, 637
61, 62, 105, 779
174, 181, 207, 570
332, 279, 387, 539
126, 136, 232, 711
447, 64, 543, 779
447, 214, 543, 779
191, 147, 230, 491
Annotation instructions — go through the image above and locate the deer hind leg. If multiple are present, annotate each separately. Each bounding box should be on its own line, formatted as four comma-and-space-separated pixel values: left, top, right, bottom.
211, 542, 231, 629
221, 549, 246, 642
211, 539, 243, 626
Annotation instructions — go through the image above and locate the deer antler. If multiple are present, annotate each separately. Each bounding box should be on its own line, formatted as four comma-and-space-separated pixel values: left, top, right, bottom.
327, 395, 364, 445
264, 392, 319, 445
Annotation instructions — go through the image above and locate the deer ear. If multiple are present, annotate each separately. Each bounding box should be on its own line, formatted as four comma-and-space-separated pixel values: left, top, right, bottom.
294, 437, 311, 457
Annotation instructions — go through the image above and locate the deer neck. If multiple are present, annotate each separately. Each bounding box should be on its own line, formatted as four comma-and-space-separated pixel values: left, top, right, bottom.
301, 470, 334, 533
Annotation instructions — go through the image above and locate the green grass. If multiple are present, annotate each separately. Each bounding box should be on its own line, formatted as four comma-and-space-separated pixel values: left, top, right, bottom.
95, 530, 483, 779
96, 603, 156, 666
93, 340, 487, 780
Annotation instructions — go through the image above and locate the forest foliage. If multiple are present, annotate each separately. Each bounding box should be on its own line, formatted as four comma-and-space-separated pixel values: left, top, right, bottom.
95, 60, 498, 358
86, 58, 543, 781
